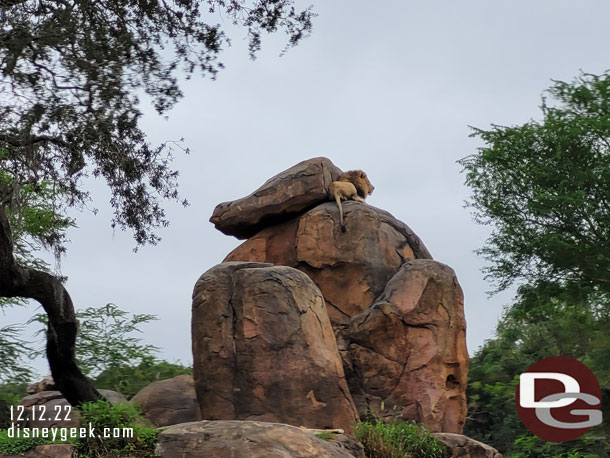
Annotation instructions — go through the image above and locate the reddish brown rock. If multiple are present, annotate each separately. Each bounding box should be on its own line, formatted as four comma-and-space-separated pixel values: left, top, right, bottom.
347, 260, 468, 433
433, 433, 503, 458
156, 420, 360, 458
210, 157, 343, 239
191, 262, 358, 433
131, 374, 201, 427
226, 202, 432, 325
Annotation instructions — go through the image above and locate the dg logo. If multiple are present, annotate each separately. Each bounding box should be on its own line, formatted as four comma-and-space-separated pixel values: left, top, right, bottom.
516, 356, 603, 442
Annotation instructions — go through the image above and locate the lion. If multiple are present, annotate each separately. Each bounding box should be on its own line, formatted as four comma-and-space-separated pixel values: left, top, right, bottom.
328, 170, 374, 232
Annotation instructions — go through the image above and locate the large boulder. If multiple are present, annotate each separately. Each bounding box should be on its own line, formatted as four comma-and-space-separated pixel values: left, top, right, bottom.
156, 420, 360, 458
131, 374, 201, 427
192, 262, 358, 433
347, 260, 468, 433
226, 201, 432, 325
210, 157, 343, 239
432, 433, 503, 458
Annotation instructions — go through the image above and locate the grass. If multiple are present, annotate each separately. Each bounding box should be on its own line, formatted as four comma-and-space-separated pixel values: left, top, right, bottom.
315, 431, 339, 441
355, 419, 447, 458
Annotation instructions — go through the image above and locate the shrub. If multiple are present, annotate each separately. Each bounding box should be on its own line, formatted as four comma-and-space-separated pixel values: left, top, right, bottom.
355, 419, 447, 458
94, 358, 191, 399
76, 400, 158, 458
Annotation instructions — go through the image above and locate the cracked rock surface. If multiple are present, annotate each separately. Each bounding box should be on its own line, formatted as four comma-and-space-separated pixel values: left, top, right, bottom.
191, 262, 358, 433
156, 420, 362, 458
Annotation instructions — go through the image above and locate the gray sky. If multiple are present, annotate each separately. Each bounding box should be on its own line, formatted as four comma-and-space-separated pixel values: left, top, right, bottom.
5, 0, 610, 375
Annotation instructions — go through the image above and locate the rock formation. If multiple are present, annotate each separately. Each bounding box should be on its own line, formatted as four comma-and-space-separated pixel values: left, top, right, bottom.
200, 157, 469, 433
156, 420, 362, 458
192, 262, 358, 433
130, 374, 201, 427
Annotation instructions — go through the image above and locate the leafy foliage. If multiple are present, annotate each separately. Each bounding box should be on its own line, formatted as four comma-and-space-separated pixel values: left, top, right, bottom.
31, 303, 159, 377
465, 290, 610, 456
94, 358, 191, 399
462, 71, 610, 457
460, 72, 610, 301
0, 169, 74, 268
77, 400, 158, 458
0, 324, 34, 383
0, 0, 314, 246
355, 419, 447, 458
0, 381, 27, 408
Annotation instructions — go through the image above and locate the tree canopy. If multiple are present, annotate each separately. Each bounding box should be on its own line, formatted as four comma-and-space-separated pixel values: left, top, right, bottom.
1, 0, 313, 245
460, 72, 610, 303
462, 72, 610, 456
0, 0, 314, 405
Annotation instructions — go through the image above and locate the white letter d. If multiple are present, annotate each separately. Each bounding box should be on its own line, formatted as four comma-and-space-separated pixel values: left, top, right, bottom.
520, 372, 580, 408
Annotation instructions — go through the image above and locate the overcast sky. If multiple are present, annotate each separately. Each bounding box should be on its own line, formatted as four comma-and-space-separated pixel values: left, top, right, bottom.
5, 0, 610, 375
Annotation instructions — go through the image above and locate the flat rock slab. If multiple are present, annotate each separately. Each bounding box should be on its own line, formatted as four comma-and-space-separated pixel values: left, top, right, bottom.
210, 157, 342, 239
156, 420, 360, 458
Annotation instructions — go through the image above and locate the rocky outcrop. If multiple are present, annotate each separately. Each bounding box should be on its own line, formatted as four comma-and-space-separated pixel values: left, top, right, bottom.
131, 374, 201, 427
210, 157, 343, 239
201, 157, 468, 435
347, 260, 468, 432
192, 262, 358, 433
0, 444, 75, 458
433, 433, 503, 458
226, 201, 432, 325
156, 420, 360, 458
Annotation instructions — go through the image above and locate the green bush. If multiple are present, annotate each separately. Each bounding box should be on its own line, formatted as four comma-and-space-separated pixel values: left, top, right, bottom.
94, 358, 191, 399
77, 400, 158, 458
355, 419, 447, 458
0, 381, 28, 406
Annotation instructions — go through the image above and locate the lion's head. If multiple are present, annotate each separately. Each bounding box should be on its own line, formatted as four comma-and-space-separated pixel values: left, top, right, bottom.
339, 170, 374, 199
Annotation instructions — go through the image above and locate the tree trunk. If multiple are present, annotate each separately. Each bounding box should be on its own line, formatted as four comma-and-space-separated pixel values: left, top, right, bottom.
0, 205, 101, 406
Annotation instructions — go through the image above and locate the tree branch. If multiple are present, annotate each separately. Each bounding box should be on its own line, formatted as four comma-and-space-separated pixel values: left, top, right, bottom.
0, 205, 101, 406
